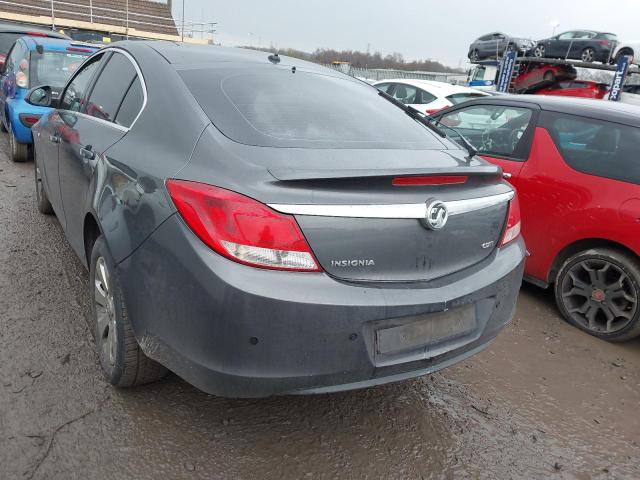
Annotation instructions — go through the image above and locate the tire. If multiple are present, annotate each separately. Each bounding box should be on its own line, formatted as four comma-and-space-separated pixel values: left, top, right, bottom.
469, 49, 479, 62
0, 114, 7, 133
543, 70, 555, 82
581, 47, 596, 63
90, 236, 168, 386
34, 148, 53, 215
615, 48, 635, 65
8, 121, 29, 162
534, 45, 545, 58
554, 248, 640, 342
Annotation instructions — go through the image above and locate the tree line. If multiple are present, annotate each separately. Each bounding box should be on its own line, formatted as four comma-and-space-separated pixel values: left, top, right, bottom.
247, 46, 461, 73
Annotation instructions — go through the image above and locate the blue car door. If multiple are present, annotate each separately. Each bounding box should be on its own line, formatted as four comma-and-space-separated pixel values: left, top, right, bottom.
0, 40, 24, 124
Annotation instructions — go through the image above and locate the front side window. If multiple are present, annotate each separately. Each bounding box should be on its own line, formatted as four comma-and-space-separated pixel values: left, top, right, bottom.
437, 105, 533, 159
544, 112, 640, 185
85, 52, 137, 122
60, 53, 104, 112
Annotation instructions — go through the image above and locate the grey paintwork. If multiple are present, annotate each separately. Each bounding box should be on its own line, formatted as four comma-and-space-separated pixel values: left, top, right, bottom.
468, 32, 534, 60
31, 41, 525, 397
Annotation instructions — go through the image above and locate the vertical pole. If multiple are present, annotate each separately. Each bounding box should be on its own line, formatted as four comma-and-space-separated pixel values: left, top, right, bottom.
89, 0, 93, 23
126, 0, 129, 39
50, 0, 55, 30
181, 0, 185, 42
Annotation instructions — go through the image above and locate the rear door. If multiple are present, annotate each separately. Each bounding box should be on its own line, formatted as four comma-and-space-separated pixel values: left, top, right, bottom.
569, 31, 595, 58
58, 50, 142, 257
433, 103, 538, 187
551, 31, 576, 58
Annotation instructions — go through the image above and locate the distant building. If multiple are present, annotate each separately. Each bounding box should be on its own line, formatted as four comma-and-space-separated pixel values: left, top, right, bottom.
0, 0, 203, 42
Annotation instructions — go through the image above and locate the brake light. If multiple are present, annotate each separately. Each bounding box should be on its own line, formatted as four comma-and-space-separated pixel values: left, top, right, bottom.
599, 40, 610, 46
425, 107, 445, 115
166, 180, 321, 272
26, 31, 47, 37
500, 193, 521, 247
393, 175, 468, 186
19, 113, 41, 127
16, 71, 28, 88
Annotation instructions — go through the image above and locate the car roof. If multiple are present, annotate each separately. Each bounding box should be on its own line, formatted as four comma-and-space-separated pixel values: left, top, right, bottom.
21, 36, 99, 52
0, 21, 69, 39
374, 78, 490, 97
456, 95, 640, 127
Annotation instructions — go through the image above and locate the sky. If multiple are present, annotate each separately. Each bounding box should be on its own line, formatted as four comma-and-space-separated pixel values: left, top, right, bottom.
172, 0, 640, 68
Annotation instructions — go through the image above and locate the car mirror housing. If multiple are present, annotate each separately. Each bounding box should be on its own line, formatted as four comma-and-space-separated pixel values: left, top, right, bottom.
25, 85, 58, 109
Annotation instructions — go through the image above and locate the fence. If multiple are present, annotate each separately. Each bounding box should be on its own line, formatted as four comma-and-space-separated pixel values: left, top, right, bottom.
325, 65, 468, 85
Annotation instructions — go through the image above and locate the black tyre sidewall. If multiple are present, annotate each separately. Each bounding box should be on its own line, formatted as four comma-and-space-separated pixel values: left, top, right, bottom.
90, 236, 128, 384
554, 250, 640, 342
34, 148, 53, 214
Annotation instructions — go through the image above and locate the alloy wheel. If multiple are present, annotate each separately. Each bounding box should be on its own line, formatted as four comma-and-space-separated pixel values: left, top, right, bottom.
581, 48, 595, 62
560, 259, 638, 334
534, 45, 545, 57
94, 257, 117, 366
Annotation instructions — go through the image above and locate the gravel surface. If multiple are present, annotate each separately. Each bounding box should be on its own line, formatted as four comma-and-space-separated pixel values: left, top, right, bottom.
1, 135, 639, 480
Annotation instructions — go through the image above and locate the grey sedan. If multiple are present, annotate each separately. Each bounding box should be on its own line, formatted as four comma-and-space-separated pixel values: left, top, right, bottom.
26, 42, 525, 397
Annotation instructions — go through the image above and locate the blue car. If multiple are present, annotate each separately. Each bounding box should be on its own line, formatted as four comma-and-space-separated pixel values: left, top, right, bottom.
0, 36, 98, 161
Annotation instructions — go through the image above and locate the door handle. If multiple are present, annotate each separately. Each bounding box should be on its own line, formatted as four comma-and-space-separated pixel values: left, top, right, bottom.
80, 145, 95, 160
49, 134, 60, 144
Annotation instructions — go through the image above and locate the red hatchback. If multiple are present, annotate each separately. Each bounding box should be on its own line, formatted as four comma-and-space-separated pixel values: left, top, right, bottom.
432, 96, 640, 341
535, 80, 609, 99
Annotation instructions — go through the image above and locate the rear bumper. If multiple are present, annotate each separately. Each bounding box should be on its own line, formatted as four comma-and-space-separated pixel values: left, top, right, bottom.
118, 214, 525, 398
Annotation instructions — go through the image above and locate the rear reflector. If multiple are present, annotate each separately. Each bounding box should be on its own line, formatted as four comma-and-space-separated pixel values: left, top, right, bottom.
19, 113, 42, 127
500, 192, 521, 247
393, 175, 468, 186
166, 180, 321, 272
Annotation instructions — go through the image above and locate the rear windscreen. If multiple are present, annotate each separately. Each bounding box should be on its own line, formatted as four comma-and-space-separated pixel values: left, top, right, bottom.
178, 65, 446, 149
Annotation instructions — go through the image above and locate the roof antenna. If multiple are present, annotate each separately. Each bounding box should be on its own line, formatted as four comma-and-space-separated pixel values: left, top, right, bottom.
268, 52, 280, 64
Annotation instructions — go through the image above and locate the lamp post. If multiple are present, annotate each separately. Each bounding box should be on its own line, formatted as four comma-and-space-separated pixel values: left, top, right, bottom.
182, 0, 186, 42
551, 21, 560, 36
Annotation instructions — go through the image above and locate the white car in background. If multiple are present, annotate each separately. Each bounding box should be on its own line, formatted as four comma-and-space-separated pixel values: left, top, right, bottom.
612, 41, 640, 64
373, 79, 491, 115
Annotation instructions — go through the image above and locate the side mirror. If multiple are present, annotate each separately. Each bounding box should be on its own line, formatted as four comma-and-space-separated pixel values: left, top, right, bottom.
25, 85, 58, 108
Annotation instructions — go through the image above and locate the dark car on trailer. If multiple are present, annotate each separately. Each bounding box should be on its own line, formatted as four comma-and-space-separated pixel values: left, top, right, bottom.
430, 96, 640, 341
533, 30, 617, 63
468, 32, 535, 61
26, 41, 525, 397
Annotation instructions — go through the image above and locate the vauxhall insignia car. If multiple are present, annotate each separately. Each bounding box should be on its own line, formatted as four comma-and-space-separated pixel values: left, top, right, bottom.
431, 96, 640, 342
26, 42, 525, 397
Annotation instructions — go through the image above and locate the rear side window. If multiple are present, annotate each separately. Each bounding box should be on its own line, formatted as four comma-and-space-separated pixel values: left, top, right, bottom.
375, 83, 393, 93
0, 33, 22, 58
85, 52, 137, 122
114, 77, 144, 127
544, 112, 640, 185
179, 66, 445, 149
420, 89, 437, 104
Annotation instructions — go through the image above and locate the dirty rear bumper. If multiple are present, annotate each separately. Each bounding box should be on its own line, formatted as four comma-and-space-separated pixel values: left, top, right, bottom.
118, 214, 525, 398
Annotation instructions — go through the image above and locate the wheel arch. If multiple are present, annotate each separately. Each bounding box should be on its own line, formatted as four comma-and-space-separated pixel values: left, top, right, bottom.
548, 238, 639, 286
83, 212, 103, 268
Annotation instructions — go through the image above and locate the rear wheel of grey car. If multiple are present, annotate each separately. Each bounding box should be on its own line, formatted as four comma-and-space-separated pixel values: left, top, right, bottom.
534, 45, 545, 57
34, 149, 53, 215
90, 236, 168, 386
581, 47, 596, 63
8, 122, 29, 162
554, 249, 640, 342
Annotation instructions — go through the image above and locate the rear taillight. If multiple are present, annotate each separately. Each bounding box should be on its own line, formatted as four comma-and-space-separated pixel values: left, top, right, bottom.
19, 113, 41, 127
16, 71, 28, 88
500, 192, 521, 247
599, 40, 610, 46
166, 180, 321, 272
67, 47, 95, 53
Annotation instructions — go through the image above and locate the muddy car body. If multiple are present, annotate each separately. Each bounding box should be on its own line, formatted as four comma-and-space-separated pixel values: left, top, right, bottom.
28, 42, 525, 397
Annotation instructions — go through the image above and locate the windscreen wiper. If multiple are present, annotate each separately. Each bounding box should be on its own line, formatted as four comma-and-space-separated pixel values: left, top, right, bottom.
377, 90, 477, 159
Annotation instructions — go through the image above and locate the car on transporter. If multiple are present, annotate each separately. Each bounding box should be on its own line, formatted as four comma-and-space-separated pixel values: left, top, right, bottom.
533, 30, 618, 63
25, 42, 525, 398
430, 96, 640, 342
0, 36, 99, 161
467, 32, 535, 61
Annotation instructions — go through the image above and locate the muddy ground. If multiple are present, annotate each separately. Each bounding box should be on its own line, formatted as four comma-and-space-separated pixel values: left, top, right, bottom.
0, 134, 639, 480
